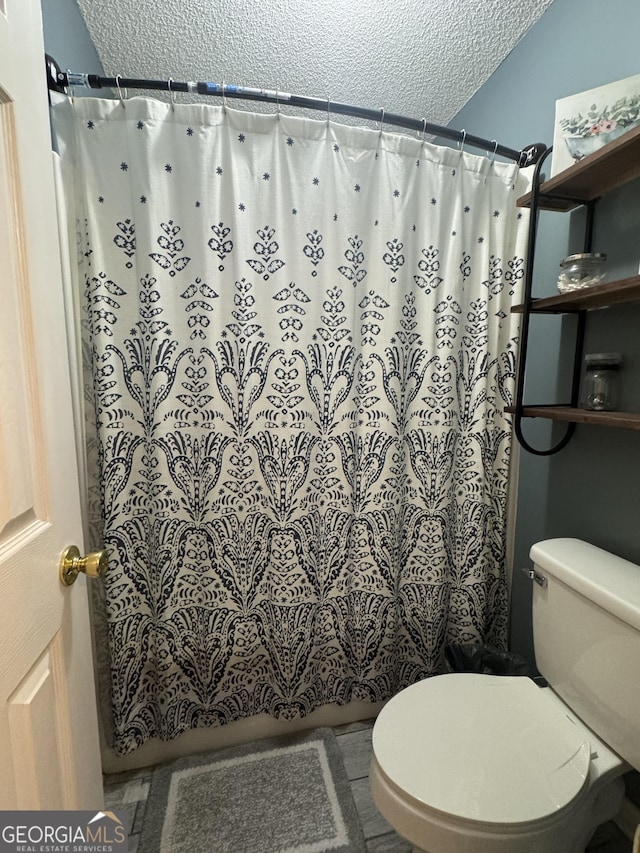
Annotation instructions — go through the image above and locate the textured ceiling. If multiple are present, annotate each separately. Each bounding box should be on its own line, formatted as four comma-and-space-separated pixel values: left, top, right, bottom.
76, 0, 556, 126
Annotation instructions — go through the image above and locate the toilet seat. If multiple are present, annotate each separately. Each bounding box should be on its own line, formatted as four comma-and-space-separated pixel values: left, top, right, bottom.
372, 674, 591, 825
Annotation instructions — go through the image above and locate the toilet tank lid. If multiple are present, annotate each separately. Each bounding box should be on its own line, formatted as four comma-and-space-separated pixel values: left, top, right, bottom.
530, 538, 640, 632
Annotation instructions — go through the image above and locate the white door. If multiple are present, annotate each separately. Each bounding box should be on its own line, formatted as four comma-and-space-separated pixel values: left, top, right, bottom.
0, 0, 103, 809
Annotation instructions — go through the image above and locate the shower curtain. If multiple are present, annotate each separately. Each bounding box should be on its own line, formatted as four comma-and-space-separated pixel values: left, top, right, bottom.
54, 96, 530, 755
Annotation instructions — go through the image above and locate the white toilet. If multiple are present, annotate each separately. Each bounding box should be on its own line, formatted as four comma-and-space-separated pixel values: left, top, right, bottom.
370, 538, 640, 853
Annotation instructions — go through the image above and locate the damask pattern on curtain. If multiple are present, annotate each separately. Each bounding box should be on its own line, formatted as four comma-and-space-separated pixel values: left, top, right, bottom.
54, 97, 530, 755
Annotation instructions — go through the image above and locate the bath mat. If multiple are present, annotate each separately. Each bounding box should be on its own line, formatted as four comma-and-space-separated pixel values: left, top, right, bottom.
138, 727, 366, 853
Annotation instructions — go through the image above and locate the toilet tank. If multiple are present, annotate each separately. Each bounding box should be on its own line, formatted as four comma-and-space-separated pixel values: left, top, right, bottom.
530, 538, 640, 772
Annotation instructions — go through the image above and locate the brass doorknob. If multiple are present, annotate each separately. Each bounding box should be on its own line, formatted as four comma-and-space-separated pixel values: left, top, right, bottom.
59, 545, 109, 586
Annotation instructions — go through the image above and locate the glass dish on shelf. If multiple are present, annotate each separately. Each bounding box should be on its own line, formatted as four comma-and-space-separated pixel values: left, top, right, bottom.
557, 252, 607, 293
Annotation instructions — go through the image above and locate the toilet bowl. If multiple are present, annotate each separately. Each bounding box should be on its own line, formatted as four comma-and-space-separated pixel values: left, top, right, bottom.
371, 673, 625, 853
370, 539, 640, 853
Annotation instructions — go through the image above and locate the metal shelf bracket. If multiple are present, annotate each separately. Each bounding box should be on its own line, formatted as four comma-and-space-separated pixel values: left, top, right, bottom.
513, 146, 592, 456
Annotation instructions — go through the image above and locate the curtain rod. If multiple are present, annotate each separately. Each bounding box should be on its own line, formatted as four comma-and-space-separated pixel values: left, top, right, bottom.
45, 55, 546, 167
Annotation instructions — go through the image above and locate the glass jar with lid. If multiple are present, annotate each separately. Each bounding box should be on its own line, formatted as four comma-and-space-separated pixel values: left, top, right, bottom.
581, 352, 622, 411
557, 253, 607, 293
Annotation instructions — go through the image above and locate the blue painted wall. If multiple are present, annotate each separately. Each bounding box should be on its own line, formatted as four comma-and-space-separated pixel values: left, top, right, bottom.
41, 0, 103, 76
452, 0, 640, 663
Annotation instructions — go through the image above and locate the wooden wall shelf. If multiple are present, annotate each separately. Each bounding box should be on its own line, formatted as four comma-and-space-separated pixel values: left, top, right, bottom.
511, 274, 640, 314
517, 123, 640, 212
505, 406, 640, 431
511, 126, 640, 451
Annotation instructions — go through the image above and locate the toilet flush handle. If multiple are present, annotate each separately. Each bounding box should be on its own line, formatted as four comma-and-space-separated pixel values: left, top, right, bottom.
522, 568, 547, 588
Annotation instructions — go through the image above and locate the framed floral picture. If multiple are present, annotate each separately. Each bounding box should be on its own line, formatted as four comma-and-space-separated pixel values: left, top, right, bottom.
551, 73, 640, 176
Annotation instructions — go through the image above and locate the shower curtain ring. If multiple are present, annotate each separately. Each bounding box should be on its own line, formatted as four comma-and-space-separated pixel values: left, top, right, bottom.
221, 80, 227, 111
421, 117, 427, 142
489, 139, 498, 162
168, 78, 176, 111
327, 95, 331, 125
115, 75, 127, 107
66, 68, 75, 103
378, 107, 385, 136
275, 88, 281, 119
458, 129, 467, 155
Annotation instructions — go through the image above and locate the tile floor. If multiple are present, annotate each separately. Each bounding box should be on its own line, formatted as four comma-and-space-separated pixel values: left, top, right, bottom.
103, 718, 633, 852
